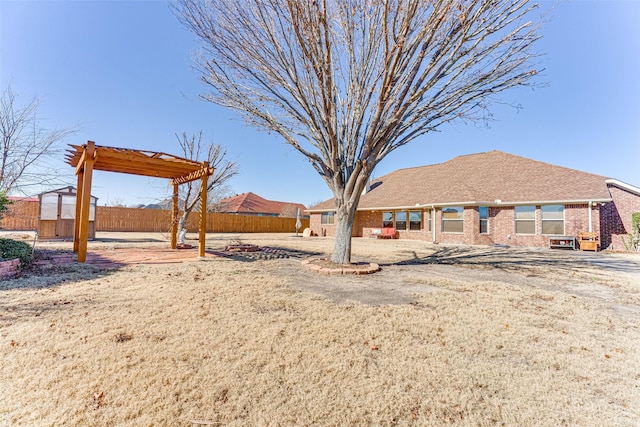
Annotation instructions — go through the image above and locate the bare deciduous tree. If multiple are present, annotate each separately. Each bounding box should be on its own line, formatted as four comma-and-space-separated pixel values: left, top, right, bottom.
174, 131, 239, 239
174, 0, 542, 263
0, 86, 76, 195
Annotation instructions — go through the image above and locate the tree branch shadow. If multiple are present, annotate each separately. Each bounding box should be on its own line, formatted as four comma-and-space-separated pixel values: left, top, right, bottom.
387, 246, 640, 276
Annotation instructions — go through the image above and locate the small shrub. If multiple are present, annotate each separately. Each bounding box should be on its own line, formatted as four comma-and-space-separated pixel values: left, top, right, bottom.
0, 238, 32, 265
622, 212, 640, 251
633, 212, 640, 234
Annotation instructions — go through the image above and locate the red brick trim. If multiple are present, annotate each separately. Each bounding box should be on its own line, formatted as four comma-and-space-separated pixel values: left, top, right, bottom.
0, 258, 21, 278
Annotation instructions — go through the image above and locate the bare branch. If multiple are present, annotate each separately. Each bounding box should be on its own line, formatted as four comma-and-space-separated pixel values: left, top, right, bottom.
173, 0, 543, 262
0, 86, 77, 195
173, 131, 239, 234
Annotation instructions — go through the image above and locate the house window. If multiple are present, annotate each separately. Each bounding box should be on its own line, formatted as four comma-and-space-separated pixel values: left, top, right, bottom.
321, 212, 334, 225
395, 211, 407, 230
409, 211, 421, 231
515, 206, 536, 234
425, 210, 432, 232
442, 206, 463, 233
479, 206, 488, 234
382, 212, 393, 228
541, 205, 564, 235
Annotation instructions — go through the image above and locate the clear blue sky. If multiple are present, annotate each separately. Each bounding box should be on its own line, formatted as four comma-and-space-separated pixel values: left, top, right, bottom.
2, 0, 639, 208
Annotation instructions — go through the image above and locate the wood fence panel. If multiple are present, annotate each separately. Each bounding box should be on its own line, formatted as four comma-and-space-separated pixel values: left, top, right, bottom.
0, 200, 39, 231
2, 202, 310, 234
96, 207, 173, 232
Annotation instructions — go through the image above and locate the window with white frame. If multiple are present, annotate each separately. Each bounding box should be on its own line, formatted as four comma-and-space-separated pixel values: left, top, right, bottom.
479, 206, 488, 234
442, 206, 463, 233
409, 211, 421, 231
425, 209, 432, 231
395, 211, 407, 230
541, 205, 564, 235
321, 212, 334, 225
382, 212, 393, 228
515, 206, 536, 234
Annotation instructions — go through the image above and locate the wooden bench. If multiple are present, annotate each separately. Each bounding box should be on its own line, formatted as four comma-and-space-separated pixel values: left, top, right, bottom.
549, 236, 576, 250
578, 231, 599, 251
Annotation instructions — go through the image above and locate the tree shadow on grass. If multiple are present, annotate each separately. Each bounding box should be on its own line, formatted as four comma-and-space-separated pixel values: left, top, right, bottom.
388, 246, 640, 276
0, 248, 123, 291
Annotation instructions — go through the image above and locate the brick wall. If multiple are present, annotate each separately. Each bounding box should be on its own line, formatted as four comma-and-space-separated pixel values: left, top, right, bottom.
309, 212, 336, 237
0, 199, 39, 230
310, 203, 601, 249
601, 185, 640, 250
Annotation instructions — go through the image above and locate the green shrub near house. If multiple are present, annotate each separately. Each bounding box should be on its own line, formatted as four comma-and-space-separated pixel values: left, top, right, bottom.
623, 212, 640, 251
0, 238, 32, 265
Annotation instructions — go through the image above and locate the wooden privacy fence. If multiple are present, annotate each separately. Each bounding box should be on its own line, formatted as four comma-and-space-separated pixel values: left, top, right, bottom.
1, 201, 309, 234
97, 206, 173, 232
1, 200, 39, 231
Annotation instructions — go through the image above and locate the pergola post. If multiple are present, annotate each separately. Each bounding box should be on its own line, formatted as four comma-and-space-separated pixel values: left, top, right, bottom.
171, 183, 179, 249
198, 161, 208, 258
77, 141, 95, 263
73, 169, 84, 253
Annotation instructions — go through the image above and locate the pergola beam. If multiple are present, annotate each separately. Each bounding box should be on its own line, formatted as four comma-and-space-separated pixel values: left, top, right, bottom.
171, 167, 214, 186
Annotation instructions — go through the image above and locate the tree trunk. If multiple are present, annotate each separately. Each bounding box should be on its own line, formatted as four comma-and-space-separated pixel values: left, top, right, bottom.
177, 211, 189, 243
331, 203, 357, 264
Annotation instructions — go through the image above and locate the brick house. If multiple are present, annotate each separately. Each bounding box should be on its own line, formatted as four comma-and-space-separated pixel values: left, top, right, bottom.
307, 151, 640, 250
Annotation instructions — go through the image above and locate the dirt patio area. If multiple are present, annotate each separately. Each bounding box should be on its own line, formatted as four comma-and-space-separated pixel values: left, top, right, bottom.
1, 232, 640, 425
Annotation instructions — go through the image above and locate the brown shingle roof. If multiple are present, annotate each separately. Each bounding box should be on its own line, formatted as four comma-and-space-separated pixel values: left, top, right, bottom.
218, 192, 307, 216
310, 151, 613, 211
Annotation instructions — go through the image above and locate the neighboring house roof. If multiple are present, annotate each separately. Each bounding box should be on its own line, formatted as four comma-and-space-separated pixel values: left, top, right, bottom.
309, 150, 615, 212
141, 199, 175, 210
8, 196, 39, 202
217, 192, 307, 216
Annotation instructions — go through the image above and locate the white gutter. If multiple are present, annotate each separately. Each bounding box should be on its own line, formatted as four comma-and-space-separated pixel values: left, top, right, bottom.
495, 198, 612, 206
307, 198, 612, 214
413, 198, 612, 209
605, 178, 640, 196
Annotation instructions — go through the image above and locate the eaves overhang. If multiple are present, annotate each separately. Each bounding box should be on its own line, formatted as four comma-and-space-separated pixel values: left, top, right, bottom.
307, 198, 613, 213
606, 178, 640, 196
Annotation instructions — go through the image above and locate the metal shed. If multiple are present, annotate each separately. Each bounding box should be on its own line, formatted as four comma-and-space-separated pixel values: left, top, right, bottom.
38, 186, 97, 240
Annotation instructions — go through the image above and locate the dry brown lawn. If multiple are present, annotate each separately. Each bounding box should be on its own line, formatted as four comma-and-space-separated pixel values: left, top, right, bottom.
1, 232, 639, 426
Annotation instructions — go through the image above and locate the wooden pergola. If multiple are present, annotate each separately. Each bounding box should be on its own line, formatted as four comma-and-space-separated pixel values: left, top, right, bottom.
66, 141, 214, 263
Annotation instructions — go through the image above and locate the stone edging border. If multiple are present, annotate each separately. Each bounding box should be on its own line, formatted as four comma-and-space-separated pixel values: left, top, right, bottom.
0, 258, 21, 278
301, 258, 380, 275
